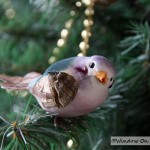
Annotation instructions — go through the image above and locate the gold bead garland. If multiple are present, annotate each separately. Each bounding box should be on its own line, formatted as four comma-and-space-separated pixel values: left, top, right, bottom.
48, 17, 74, 64
48, 0, 95, 64
78, 0, 95, 56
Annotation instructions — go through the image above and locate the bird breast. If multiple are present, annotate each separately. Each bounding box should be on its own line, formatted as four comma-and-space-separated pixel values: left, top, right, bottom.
54, 76, 108, 117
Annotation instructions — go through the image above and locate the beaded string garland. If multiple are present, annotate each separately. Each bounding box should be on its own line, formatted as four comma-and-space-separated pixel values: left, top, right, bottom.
48, 0, 95, 64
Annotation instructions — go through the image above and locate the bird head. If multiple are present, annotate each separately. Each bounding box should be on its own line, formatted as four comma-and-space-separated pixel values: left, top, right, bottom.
90, 55, 116, 88
74, 55, 116, 88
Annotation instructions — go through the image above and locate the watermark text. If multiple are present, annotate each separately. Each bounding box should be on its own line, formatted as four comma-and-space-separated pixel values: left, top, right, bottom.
111, 136, 150, 145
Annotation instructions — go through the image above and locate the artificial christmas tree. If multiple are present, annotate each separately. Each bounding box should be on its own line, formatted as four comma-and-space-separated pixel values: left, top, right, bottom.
0, 0, 150, 150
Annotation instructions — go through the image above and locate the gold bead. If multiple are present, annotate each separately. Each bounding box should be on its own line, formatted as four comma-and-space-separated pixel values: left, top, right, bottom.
65, 19, 73, 29
81, 30, 92, 38
67, 139, 74, 149
53, 48, 60, 54
89, 19, 94, 26
70, 10, 75, 16
82, 0, 91, 6
5, 8, 16, 19
85, 8, 94, 16
79, 42, 89, 51
81, 30, 88, 38
61, 29, 69, 39
48, 56, 56, 64
76, 1, 82, 7
86, 44, 89, 49
78, 53, 84, 56
88, 31, 92, 37
79, 42, 86, 51
83, 19, 90, 27
57, 39, 65, 47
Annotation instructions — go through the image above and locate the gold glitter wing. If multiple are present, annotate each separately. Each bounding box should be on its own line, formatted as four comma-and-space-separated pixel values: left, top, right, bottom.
32, 72, 79, 109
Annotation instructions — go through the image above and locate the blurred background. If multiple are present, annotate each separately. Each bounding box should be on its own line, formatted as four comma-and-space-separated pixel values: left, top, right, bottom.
0, 0, 150, 150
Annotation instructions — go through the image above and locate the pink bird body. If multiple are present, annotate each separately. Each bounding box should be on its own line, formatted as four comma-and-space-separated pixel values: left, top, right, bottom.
51, 77, 109, 117
0, 55, 115, 117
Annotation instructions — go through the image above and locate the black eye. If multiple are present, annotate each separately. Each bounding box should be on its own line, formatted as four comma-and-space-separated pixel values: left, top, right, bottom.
110, 78, 113, 81
89, 62, 95, 68
109, 80, 114, 88
109, 84, 113, 88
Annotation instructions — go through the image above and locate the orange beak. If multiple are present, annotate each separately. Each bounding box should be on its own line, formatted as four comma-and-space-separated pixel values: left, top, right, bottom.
95, 71, 108, 84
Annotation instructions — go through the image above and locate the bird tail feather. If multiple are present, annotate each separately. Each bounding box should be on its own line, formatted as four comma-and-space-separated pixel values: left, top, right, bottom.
0, 72, 41, 91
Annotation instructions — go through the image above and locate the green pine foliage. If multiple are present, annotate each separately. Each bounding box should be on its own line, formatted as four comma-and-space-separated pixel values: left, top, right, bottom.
0, 0, 150, 150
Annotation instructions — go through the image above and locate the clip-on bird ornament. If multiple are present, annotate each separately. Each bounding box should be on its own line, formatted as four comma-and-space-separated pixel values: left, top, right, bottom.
0, 55, 115, 117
